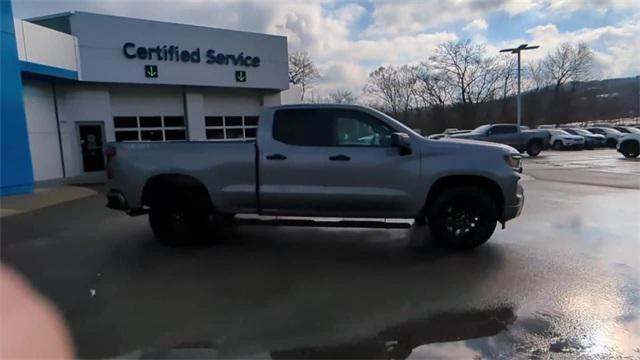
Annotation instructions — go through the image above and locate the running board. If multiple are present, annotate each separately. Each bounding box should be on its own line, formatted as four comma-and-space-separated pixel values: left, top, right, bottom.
232, 215, 413, 229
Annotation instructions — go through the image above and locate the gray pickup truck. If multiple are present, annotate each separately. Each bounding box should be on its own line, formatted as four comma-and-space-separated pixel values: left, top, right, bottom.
106, 104, 524, 250
450, 124, 550, 156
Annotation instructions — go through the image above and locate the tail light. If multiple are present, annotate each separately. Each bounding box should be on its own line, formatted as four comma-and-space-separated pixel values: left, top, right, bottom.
105, 146, 116, 179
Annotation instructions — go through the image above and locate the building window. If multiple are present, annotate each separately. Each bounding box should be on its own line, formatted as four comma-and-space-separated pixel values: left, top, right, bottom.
114, 115, 186, 142
204, 115, 258, 141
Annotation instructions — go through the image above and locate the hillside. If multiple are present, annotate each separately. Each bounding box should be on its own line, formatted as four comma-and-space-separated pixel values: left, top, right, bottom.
395, 76, 640, 134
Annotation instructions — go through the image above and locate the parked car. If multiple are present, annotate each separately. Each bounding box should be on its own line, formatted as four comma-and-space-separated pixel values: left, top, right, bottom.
106, 104, 524, 250
586, 127, 624, 148
427, 129, 471, 140
613, 126, 640, 134
548, 129, 585, 150
563, 128, 606, 149
427, 133, 447, 140
617, 133, 640, 158
450, 123, 550, 156
537, 125, 557, 129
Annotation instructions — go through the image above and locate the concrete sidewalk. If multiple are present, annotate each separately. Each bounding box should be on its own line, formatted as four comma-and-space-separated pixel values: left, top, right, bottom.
0, 185, 98, 218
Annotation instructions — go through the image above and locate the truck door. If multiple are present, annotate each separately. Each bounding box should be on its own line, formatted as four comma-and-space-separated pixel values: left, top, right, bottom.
320, 108, 421, 217
486, 125, 520, 148
258, 108, 335, 215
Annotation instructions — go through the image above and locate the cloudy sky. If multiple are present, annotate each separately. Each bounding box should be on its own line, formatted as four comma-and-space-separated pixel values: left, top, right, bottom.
12, 0, 640, 97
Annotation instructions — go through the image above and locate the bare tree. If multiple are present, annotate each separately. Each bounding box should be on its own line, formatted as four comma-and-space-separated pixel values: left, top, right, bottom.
329, 90, 357, 104
288, 51, 320, 102
429, 39, 482, 104
466, 56, 504, 104
363, 65, 419, 113
525, 60, 550, 92
543, 42, 594, 92
414, 64, 454, 108
429, 39, 503, 105
497, 57, 517, 99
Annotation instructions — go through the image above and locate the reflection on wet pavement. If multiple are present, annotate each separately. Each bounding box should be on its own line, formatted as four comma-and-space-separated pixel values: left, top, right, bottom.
270, 307, 516, 359
524, 149, 640, 175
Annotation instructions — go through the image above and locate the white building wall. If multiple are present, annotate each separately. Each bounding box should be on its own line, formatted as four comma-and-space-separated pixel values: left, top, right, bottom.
15, 20, 78, 71
109, 85, 183, 117
22, 78, 64, 181
262, 91, 282, 106
202, 89, 262, 116
184, 92, 205, 141
55, 82, 112, 177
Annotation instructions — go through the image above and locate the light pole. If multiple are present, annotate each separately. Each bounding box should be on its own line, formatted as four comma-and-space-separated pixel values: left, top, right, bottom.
500, 44, 539, 128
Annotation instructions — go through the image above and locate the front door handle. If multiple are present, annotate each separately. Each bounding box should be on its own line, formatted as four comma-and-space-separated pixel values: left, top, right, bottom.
329, 154, 350, 161
266, 153, 287, 160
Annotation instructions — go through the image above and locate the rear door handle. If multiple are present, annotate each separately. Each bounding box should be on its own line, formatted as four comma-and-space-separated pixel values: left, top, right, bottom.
266, 153, 287, 160
329, 154, 350, 161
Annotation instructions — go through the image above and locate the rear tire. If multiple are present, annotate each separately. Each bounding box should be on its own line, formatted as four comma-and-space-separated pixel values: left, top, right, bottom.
553, 140, 563, 150
427, 186, 498, 250
620, 140, 639, 158
606, 138, 617, 148
526, 141, 542, 157
149, 191, 210, 246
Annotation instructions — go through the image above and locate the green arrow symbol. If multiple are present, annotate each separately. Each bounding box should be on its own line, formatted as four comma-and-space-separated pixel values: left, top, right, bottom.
147, 67, 157, 77
236, 71, 246, 82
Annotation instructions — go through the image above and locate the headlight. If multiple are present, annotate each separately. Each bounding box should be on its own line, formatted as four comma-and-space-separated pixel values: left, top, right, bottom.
505, 154, 522, 171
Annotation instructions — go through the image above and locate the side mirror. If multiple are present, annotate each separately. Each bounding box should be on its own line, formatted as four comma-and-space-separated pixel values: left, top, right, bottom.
390, 132, 412, 155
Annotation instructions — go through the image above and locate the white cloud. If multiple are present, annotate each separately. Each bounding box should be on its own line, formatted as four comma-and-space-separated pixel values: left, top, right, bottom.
464, 18, 489, 32
364, 0, 542, 38
499, 19, 640, 78
547, 0, 640, 14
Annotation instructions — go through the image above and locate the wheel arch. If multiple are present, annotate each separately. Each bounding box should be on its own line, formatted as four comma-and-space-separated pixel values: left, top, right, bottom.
141, 173, 214, 211
424, 175, 505, 221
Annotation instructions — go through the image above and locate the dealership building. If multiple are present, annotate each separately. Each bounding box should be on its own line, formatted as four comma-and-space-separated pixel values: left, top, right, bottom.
1, 5, 290, 195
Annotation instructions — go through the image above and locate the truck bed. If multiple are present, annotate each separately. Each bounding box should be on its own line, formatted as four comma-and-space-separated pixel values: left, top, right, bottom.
107, 141, 258, 213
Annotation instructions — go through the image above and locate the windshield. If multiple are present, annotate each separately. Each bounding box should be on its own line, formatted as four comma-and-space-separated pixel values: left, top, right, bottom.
370, 108, 423, 138
469, 125, 491, 135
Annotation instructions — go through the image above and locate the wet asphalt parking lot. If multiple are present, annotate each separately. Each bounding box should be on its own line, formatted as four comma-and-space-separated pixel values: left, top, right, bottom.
1, 149, 639, 359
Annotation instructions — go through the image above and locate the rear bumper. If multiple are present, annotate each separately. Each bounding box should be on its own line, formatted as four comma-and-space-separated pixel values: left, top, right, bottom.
106, 189, 146, 215
503, 183, 524, 221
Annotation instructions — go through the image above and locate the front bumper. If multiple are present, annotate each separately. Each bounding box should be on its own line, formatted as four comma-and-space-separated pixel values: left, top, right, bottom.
503, 183, 524, 221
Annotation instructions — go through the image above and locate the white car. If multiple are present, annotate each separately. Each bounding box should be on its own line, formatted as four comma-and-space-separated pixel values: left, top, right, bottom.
549, 129, 585, 150
586, 127, 624, 148
613, 126, 640, 135
617, 133, 640, 158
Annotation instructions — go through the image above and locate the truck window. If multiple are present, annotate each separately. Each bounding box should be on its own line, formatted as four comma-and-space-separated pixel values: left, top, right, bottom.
273, 109, 332, 146
491, 125, 517, 134
332, 110, 394, 146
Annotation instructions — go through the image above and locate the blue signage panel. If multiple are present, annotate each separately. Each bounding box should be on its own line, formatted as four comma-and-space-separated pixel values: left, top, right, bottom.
1, 0, 34, 195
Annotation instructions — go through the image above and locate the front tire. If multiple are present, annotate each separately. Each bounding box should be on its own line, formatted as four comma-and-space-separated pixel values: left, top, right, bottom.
553, 140, 563, 150
620, 140, 639, 158
427, 186, 498, 250
526, 141, 542, 157
149, 192, 210, 246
